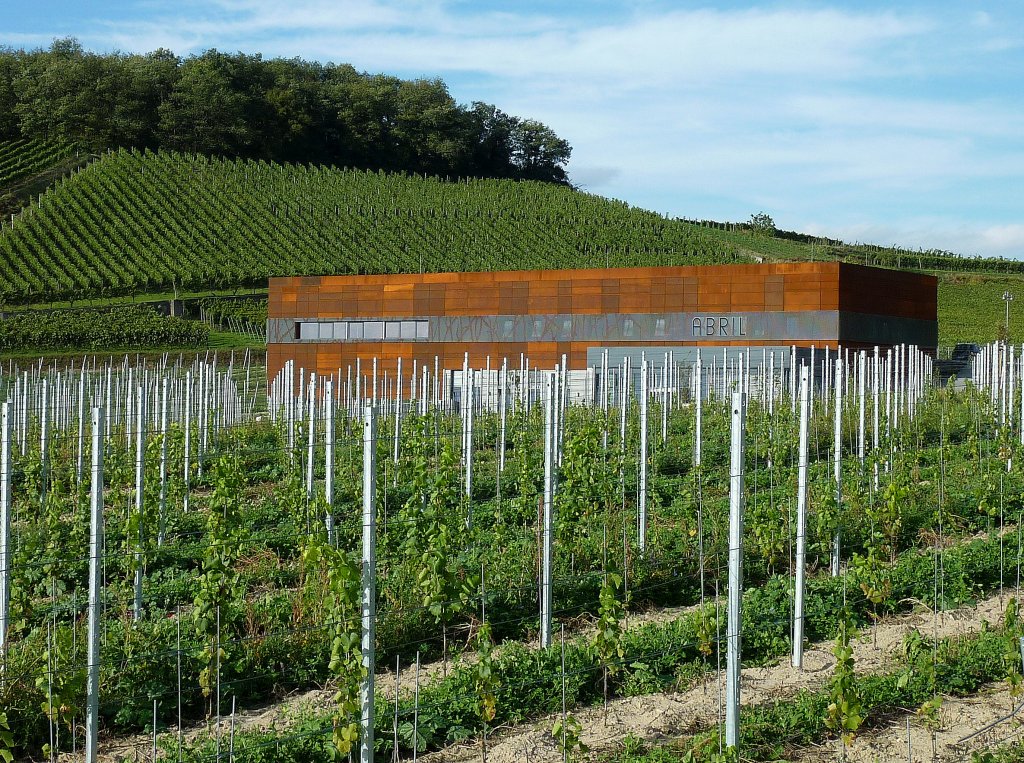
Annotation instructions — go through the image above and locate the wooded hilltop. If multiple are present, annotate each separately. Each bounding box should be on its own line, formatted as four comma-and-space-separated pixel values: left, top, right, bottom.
0, 39, 572, 183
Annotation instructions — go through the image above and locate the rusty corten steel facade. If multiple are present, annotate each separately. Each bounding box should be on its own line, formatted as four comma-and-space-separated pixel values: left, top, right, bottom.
266, 262, 937, 380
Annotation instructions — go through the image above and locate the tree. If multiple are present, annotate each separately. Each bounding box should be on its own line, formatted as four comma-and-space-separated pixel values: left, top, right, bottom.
511, 118, 572, 183
465, 102, 516, 178
157, 51, 253, 155
0, 49, 21, 139
748, 211, 775, 236
0, 41, 574, 184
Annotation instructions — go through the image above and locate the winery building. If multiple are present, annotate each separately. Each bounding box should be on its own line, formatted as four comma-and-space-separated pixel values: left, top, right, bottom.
266, 262, 937, 380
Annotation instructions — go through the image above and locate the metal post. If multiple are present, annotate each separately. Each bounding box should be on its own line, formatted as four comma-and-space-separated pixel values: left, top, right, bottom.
306, 375, 316, 500
540, 372, 555, 650
0, 402, 11, 663
393, 358, 402, 466
325, 380, 336, 544
793, 367, 809, 668
695, 352, 702, 467
725, 392, 745, 750
499, 359, 508, 473
858, 351, 866, 468
39, 379, 49, 505
360, 404, 377, 763
134, 386, 146, 622
832, 358, 843, 576
158, 377, 169, 547
183, 371, 192, 513
465, 370, 474, 504
873, 347, 880, 489
85, 407, 105, 763
639, 358, 649, 554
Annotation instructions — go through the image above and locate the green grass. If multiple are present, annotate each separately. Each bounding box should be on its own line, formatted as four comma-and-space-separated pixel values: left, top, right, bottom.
0, 330, 262, 360
937, 273, 1024, 346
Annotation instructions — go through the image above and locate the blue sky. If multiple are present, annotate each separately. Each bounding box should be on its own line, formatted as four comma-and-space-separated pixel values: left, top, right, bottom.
4, 1, 1023, 258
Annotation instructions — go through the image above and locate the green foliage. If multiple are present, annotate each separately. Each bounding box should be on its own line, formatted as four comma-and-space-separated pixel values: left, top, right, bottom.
192, 454, 248, 706
556, 414, 613, 547
0, 712, 12, 763
0, 138, 73, 188
746, 211, 775, 236
301, 534, 364, 757
196, 296, 267, 327
594, 572, 626, 683
0, 306, 208, 351
825, 609, 863, 746
34, 625, 84, 757
400, 429, 475, 624
551, 713, 587, 761
0, 148, 741, 304
472, 621, 499, 726
1, 42, 571, 181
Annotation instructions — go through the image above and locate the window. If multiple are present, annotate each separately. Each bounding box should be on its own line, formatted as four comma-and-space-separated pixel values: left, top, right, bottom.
623, 318, 636, 338
296, 318, 427, 341
655, 318, 666, 338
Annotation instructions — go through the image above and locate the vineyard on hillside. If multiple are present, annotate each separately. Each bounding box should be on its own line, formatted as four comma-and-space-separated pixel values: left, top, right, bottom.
0, 138, 74, 190
4, 346, 1024, 762
0, 148, 745, 305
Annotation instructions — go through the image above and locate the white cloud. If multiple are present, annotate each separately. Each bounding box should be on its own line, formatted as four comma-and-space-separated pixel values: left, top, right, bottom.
804, 221, 1024, 259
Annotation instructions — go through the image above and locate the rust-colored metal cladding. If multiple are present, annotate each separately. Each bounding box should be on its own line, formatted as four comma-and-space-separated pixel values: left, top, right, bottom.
266, 263, 937, 380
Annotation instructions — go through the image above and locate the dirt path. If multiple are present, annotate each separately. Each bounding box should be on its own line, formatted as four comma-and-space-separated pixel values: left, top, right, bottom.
791, 681, 1024, 762
93, 594, 709, 761
420, 592, 1012, 763
93, 580, 1018, 762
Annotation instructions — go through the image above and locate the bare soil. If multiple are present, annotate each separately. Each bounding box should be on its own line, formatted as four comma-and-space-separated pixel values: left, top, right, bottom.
420, 592, 1012, 763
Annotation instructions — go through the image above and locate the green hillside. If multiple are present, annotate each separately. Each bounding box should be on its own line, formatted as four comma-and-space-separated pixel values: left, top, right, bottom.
0, 148, 747, 305
0, 138, 73, 187
0, 141, 1019, 351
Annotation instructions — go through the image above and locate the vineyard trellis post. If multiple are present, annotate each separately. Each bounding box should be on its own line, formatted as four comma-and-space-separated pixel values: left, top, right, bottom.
541, 371, 555, 650
725, 391, 745, 750
134, 384, 146, 622
858, 351, 866, 470
393, 357, 402, 468
325, 380, 335, 544
76, 367, 86, 484
695, 351, 705, 602
306, 374, 316, 503
360, 403, 377, 763
499, 359, 508, 474
158, 376, 169, 546
85, 406, 104, 763
39, 378, 49, 505
183, 370, 192, 512
832, 357, 843, 576
465, 368, 474, 512
873, 346, 880, 490
0, 401, 10, 664
793, 366, 809, 668
639, 356, 649, 554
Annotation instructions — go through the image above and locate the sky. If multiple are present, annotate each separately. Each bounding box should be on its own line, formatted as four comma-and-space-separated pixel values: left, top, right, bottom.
4, 1, 1023, 258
